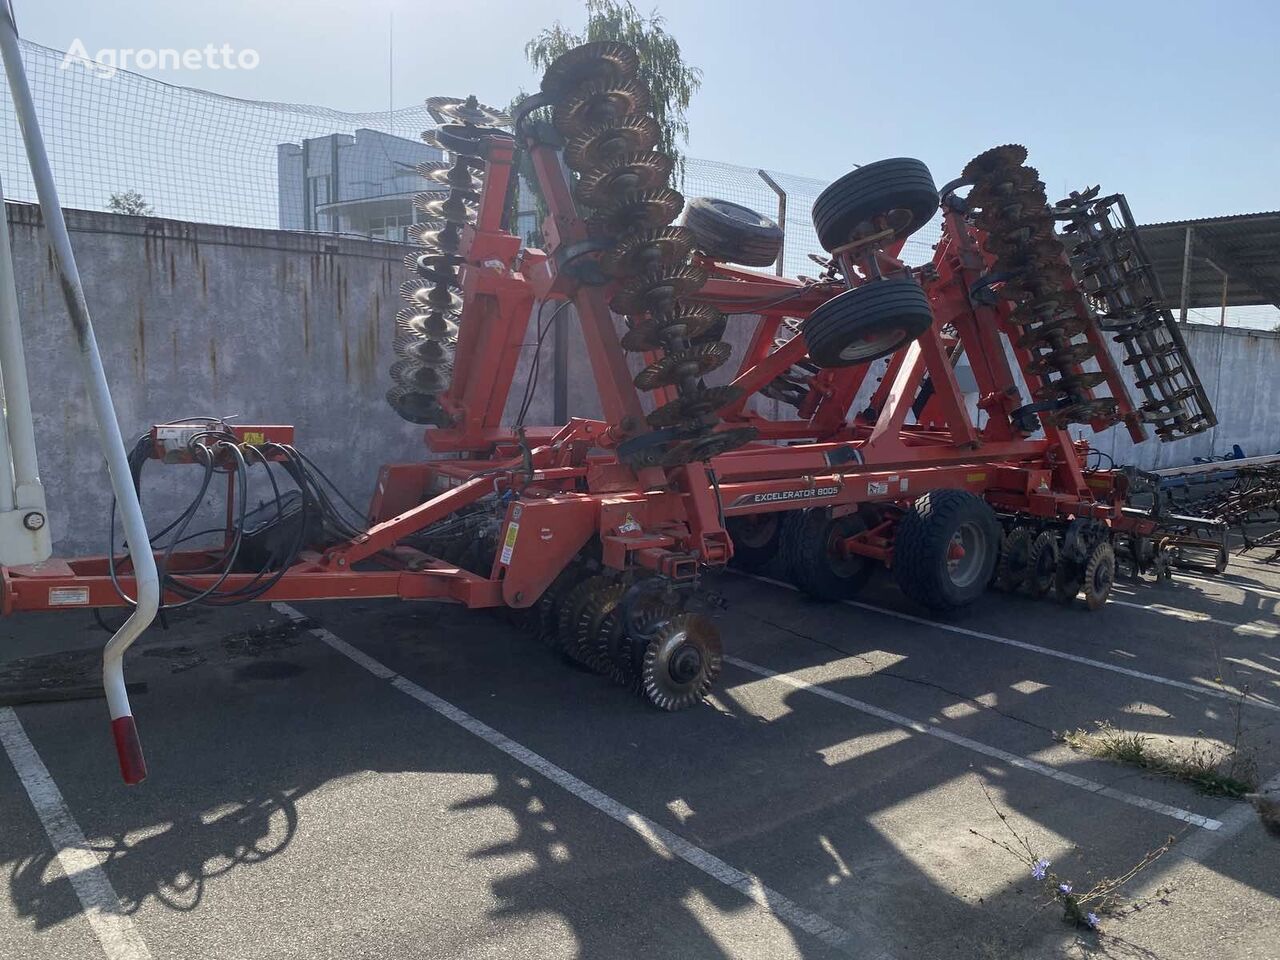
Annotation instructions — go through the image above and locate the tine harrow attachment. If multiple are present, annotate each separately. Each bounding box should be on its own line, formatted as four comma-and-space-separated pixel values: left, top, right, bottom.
1055, 190, 1216, 440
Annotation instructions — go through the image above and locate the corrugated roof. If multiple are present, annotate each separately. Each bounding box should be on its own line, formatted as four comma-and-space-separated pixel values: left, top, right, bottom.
1136, 211, 1280, 309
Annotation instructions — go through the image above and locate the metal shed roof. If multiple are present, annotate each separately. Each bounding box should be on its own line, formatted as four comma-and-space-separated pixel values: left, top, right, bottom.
1135, 211, 1280, 309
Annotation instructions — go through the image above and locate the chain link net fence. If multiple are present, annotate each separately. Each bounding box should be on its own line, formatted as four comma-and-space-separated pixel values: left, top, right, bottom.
0, 40, 438, 232
0, 39, 939, 269
0, 39, 1272, 330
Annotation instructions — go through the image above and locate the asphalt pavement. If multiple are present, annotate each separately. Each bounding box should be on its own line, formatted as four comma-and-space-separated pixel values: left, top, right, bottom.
1, 553, 1277, 959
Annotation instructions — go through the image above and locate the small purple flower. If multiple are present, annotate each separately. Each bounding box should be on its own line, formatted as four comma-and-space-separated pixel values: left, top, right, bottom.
1031, 858, 1050, 880
1086, 912, 1100, 929
1058, 883, 1073, 895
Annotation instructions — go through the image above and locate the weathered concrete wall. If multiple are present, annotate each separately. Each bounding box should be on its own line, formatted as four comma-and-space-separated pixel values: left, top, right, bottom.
1086, 324, 1280, 470
8, 202, 1276, 556
8, 203, 424, 555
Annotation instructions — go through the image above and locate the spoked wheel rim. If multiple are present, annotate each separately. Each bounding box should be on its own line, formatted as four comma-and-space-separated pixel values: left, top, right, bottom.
946, 520, 989, 589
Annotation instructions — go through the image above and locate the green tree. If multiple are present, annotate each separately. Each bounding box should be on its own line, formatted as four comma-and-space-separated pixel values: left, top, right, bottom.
107, 190, 153, 216
524, 0, 702, 178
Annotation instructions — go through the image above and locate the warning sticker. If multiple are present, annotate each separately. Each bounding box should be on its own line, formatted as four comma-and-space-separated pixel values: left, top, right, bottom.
866, 480, 889, 496
618, 513, 642, 534
499, 522, 520, 565
49, 587, 90, 606
242, 431, 265, 445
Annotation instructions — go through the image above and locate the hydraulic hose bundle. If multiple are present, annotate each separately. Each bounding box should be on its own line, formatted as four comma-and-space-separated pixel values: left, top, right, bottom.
1055, 190, 1215, 440
107, 422, 365, 611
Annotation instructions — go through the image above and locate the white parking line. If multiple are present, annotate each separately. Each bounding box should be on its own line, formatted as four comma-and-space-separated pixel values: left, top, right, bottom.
725, 657, 1224, 831
0, 708, 152, 960
733, 572, 1280, 713
271, 603, 884, 958
1108, 598, 1279, 637
1175, 572, 1280, 602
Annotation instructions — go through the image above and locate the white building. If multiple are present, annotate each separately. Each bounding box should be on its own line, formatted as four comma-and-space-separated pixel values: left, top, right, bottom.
277, 129, 445, 242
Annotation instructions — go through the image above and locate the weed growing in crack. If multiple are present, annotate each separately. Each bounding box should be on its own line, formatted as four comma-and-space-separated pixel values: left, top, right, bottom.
969, 783, 1175, 934
1059, 704, 1259, 799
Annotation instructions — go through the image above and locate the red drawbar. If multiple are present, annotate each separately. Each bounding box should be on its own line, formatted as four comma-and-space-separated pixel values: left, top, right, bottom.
110, 715, 147, 785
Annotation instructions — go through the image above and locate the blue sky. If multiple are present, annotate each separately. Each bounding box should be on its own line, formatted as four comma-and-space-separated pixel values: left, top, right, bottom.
11, 0, 1280, 224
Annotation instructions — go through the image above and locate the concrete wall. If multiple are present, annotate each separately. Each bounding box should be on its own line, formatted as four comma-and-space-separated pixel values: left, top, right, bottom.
7, 202, 1276, 556
1085, 324, 1280, 470
8, 203, 425, 555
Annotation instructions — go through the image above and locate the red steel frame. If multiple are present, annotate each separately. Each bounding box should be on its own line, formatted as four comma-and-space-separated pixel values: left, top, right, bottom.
0, 134, 1159, 615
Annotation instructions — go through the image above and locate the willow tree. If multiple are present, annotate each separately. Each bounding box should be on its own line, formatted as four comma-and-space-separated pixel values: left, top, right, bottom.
524, 0, 702, 177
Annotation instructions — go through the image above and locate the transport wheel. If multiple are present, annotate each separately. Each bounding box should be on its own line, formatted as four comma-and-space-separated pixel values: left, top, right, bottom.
727, 513, 786, 572
1025, 531, 1059, 598
995, 526, 1036, 592
640, 613, 722, 710
1082, 542, 1116, 611
893, 490, 1000, 611
681, 197, 784, 267
782, 508, 875, 601
812, 157, 939, 252
802, 278, 934, 368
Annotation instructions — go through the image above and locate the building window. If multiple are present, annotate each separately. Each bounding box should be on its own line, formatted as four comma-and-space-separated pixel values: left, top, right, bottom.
368, 212, 417, 242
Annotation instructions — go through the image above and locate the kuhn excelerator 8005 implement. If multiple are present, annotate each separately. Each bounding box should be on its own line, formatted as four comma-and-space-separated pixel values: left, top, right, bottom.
0, 40, 1225, 783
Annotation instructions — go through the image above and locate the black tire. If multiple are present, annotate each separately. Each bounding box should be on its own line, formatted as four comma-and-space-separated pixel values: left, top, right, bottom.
682, 197, 784, 267
892, 490, 1000, 611
781, 508, 874, 601
812, 157, 939, 252
803, 279, 934, 368
727, 513, 785, 572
